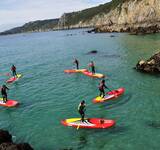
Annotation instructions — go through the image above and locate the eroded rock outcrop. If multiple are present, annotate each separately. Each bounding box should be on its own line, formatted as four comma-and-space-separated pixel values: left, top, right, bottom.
136, 52, 160, 73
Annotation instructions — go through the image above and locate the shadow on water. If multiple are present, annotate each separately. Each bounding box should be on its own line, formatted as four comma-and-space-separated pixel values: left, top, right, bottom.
59, 134, 87, 150
75, 125, 129, 150
98, 93, 132, 110
57, 124, 129, 150
135, 69, 160, 78
84, 50, 121, 59
102, 54, 121, 58
109, 125, 130, 134
76, 134, 88, 150
145, 120, 160, 129
59, 148, 73, 150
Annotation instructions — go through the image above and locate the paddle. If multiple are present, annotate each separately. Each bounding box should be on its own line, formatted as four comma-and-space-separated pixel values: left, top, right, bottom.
77, 124, 80, 130
106, 87, 113, 93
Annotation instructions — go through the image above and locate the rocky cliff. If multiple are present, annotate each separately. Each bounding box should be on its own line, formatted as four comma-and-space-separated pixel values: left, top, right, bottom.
1, 0, 160, 35
59, 0, 160, 34
94, 0, 160, 34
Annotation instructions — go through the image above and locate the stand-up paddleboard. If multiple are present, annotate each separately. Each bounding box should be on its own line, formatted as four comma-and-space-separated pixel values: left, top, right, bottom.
82, 71, 105, 78
6, 74, 22, 83
61, 118, 115, 129
0, 98, 19, 107
93, 87, 125, 103
64, 69, 87, 73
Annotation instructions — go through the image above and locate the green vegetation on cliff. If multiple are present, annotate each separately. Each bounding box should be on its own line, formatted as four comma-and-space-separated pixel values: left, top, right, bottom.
0, 19, 59, 35
63, 0, 132, 26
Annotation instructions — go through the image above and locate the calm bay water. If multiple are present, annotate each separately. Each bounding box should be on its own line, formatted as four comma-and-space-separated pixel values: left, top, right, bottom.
0, 29, 160, 150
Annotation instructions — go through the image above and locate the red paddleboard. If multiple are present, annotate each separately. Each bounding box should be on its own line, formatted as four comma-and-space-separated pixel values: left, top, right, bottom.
61, 118, 115, 129
0, 98, 19, 107
64, 69, 87, 73
93, 87, 125, 103
82, 71, 105, 78
6, 74, 22, 83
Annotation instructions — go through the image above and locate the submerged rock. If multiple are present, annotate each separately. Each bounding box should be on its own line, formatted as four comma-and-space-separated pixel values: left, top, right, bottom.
136, 52, 160, 73
0, 130, 12, 144
0, 130, 33, 150
87, 50, 98, 54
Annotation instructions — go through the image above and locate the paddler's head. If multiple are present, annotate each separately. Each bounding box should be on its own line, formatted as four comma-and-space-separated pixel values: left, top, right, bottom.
102, 79, 105, 83
81, 100, 85, 105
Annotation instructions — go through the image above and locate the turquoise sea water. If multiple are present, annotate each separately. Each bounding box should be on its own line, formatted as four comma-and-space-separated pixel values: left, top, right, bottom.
0, 29, 160, 150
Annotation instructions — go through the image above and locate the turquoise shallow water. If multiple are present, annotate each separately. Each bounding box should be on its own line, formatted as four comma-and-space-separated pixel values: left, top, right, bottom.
0, 29, 160, 150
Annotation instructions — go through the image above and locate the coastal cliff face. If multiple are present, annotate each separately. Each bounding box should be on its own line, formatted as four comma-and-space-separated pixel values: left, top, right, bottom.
59, 0, 160, 34
95, 0, 160, 33
1, 0, 160, 35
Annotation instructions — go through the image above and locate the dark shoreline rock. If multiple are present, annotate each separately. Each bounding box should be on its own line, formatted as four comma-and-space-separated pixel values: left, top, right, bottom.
91, 23, 160, 35
135, 52, 160, 73
0, 130, 34, 150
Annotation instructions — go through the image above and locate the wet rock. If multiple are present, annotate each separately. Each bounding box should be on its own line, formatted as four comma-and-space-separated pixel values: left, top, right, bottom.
0, 142, 34, 150
87, 29, 96, 33
110, 35, 115, 37
0, 130, 12, 144
17, 143, 34, 150
136, 52, 160, 73
0, 130, 34, 150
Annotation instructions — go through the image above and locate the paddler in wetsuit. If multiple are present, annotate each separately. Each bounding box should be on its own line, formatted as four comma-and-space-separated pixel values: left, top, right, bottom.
89, 61, 95, 74
73, 59, 79, 69
99, 79, 109, 98
11, 65, 17, 77
78, 100, 86, 122
1, 85, 9, 103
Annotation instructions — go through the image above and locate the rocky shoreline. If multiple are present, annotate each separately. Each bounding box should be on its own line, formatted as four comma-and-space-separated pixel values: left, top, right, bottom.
136, 52, 160, 73
91, 23, 160, 35
0, 129, 33, 150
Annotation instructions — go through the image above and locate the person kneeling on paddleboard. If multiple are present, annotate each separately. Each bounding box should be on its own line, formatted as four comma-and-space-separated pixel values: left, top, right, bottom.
78, 100, 86, 122
89, 61, 95, 74
99, 79, 109, 98
1, 85, 9, 103
11, 65, 17, 77
73, 59, 79, 69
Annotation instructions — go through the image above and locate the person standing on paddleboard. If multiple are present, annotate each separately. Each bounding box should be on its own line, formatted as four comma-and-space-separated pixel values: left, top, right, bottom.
73, 59, 79, 69
99, 79, 108, 98
78, 100, 86, 122
1, 85, 9, 103
11, 65, 17, 77
89, 61, 95, 74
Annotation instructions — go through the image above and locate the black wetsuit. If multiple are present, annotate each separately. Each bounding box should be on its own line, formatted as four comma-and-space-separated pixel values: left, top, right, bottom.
11, 66, 17, 77
1, 86, 9, 102
74, 60, 79, 69
91, 65, 95, 74
99, 83, 107, 98
78, 104, 85, 122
